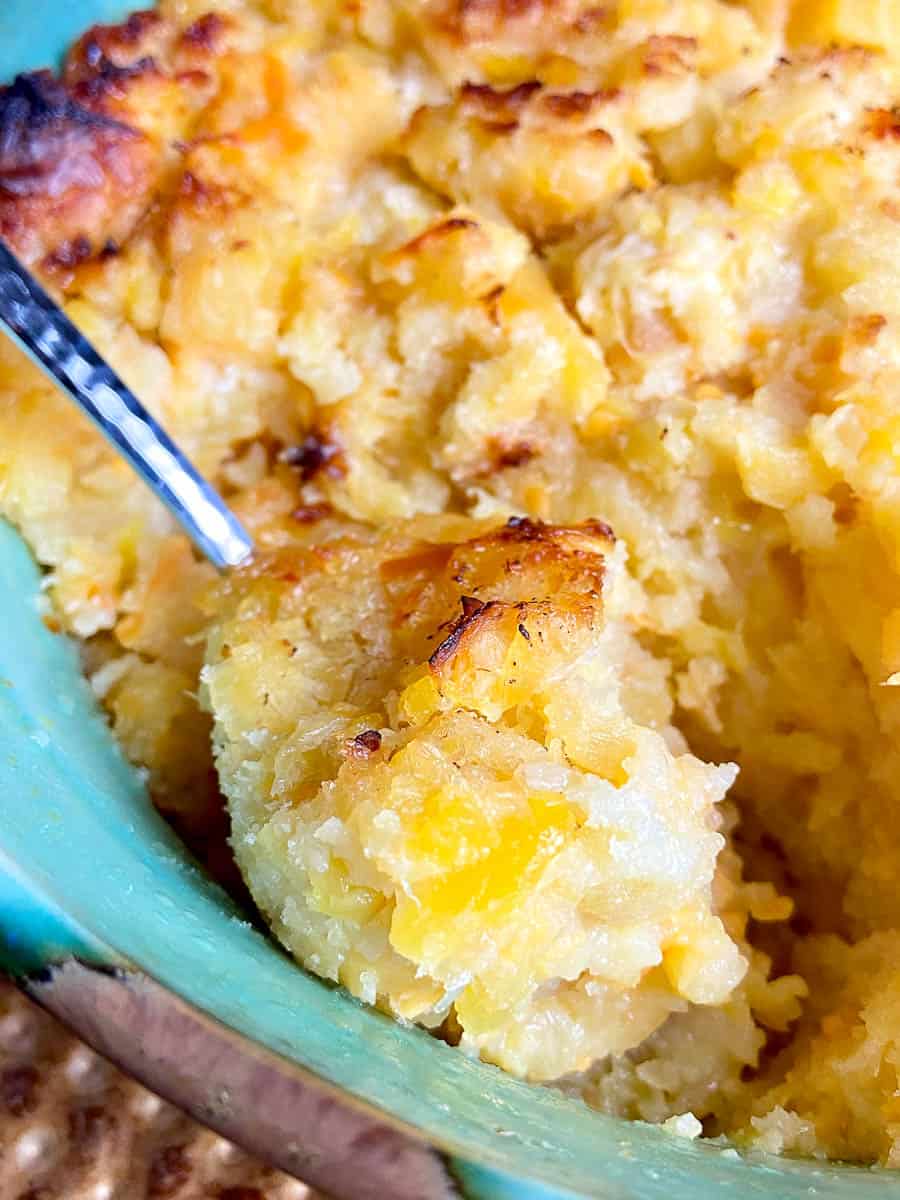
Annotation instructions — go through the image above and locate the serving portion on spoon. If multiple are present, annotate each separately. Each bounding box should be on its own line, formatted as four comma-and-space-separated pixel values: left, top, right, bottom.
0, 240, 253, 571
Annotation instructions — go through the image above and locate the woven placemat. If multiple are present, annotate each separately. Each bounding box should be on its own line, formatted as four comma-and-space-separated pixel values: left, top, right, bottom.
0, 975, 320, 1199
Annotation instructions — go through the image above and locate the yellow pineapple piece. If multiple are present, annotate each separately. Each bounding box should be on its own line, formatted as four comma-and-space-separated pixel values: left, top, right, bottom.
788, 0, 900, 54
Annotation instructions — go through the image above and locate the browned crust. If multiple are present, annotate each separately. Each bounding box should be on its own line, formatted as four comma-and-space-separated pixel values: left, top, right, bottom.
65, 8, 221, 122
491, 513, 614, 546
460, 80, 541, 119
847, 313, 887, 345
178, 13, 229, 54
442, 516, 613, 605
61, 11, 178, 121
456, 80, 620, 137
429, 597, 507, 670
63, 10, 168, 87
538, 89, 617, 120
376, 213, 493, 284
291, 502, 335, 525
43, 233, 95, 273
175, 167, 244, 212
486, 438, 538, 472
428, 591, 598, 679
0, 6, 235, 273
392, 215, 480, 257
376, 519, 615, 656
216, 518, 615, 710
638, 34, 697, 77
0, 70, 158, 268
437, 518, 612, 622
865, 108, 900, 141
281, 433, 348, 483
480, 283, 506, 322
66, 54, 164, 109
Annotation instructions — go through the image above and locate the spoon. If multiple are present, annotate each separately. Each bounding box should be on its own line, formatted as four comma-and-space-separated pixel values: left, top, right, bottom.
0, 240, 254, 570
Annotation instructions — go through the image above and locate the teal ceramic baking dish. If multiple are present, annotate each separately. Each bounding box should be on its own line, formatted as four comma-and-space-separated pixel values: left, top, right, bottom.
0, 6, 898, 1197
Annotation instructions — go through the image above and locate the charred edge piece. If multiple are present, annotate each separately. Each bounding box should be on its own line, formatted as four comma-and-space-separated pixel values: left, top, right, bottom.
478, 283, 506, 326
179, 12, 228, 52
291, 503, 334, 524
429, 598, 501, 671
501, 515, 615, 543
70, 55, 161, 105
43, 233, 94, 271
63, 10, 163, 82
503, 515, 544, 538
459, 79, 541, 129
398, 216, 480, 256
487, 439, 536, 471
80, 10, 162, 56
348, 729, 383, 759
281, 433, 347, 483
0, 71, 139, 199
539, 89, 619, 119
434, 215, 479, 233
460, 595, 486, 618
461, 80, 542, 108
0, 68, 156, 266
582, 517, 616, 542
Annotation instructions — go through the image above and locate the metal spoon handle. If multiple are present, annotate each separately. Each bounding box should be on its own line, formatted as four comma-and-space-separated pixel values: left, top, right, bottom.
0, 241, 253, 570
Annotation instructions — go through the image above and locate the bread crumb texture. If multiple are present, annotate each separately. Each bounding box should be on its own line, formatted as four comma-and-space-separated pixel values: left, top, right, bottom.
4, 0, 900, 1162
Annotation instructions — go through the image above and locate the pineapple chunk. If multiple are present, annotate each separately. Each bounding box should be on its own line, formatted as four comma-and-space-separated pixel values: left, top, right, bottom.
788, 0, 900, 53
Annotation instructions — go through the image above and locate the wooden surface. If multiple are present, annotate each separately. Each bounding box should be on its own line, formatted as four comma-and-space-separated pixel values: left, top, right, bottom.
0, 975, 320, 1199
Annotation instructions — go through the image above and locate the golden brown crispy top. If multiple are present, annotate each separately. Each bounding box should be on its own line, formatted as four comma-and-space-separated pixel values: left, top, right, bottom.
0, 70, 156, 268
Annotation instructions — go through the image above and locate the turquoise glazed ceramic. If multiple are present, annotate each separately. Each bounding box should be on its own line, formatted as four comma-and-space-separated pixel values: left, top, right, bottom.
1, 8, 900, 1199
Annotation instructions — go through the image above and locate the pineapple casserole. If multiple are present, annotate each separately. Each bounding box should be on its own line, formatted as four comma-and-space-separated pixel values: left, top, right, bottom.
5, 0, 900, 1163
